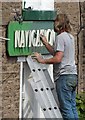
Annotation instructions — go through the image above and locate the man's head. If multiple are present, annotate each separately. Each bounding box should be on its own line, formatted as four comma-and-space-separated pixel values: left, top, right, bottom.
54, 13, 72, 34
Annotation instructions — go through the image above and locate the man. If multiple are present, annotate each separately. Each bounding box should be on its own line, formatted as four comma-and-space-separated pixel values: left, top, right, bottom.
34, 13, 79, 119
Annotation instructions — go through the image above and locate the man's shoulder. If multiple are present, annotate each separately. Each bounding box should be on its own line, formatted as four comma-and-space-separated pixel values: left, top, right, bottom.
57, 32, 74, 40
57, 32, 67, 40
57, 32, 67, 37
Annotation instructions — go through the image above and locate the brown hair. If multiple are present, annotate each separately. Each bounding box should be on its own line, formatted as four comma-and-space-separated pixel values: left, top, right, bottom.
54, 13, 72, 33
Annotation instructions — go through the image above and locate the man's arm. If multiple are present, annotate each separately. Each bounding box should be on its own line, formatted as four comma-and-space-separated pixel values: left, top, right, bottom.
34, 51, 64, 64
40, 35, 55, 56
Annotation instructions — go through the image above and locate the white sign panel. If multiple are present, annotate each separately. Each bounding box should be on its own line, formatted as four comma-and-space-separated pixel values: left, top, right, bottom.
24, 0, 54, 10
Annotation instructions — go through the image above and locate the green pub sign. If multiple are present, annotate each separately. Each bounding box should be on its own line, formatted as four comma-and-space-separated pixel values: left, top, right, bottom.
7, 11, 56, 56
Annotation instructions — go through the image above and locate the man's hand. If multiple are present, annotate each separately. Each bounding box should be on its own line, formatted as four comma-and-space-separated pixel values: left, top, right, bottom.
40, 34, 48, 45
32, 52, 45, 64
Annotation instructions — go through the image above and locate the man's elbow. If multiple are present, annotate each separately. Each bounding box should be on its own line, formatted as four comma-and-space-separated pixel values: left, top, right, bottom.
56, 58, 62, 63
54, 52, 63, 63
54, 57, 62, 63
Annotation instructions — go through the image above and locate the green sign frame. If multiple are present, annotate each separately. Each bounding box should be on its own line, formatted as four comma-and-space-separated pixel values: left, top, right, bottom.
8, 21, 55, 56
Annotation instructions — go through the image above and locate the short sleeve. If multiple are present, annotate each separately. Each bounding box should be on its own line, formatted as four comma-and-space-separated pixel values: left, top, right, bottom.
56, 35, 64, 52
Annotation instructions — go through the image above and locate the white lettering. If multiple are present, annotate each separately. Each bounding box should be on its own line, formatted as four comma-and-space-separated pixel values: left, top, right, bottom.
49, 30, 55, 45
20, 31, 25, 47
25, 31, 29, 47
15, 31, 25, 48
14, 29, 55, 48
29, 30, 36, 47
15, 30, 20, 48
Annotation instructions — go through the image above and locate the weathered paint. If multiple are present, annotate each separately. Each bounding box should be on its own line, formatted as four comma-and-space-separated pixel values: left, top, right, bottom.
22, 10, 56, 21
8, 21, 55, 56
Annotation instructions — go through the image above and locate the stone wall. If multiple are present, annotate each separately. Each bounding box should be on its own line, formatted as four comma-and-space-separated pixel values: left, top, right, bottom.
78, 2, 85, 92
0, 0, 85, 119
54, 2, 80, 64
54, 1, 85, 93
0, 1, 2, 118
1, 1, 22, 118
82, 1, 85, 91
